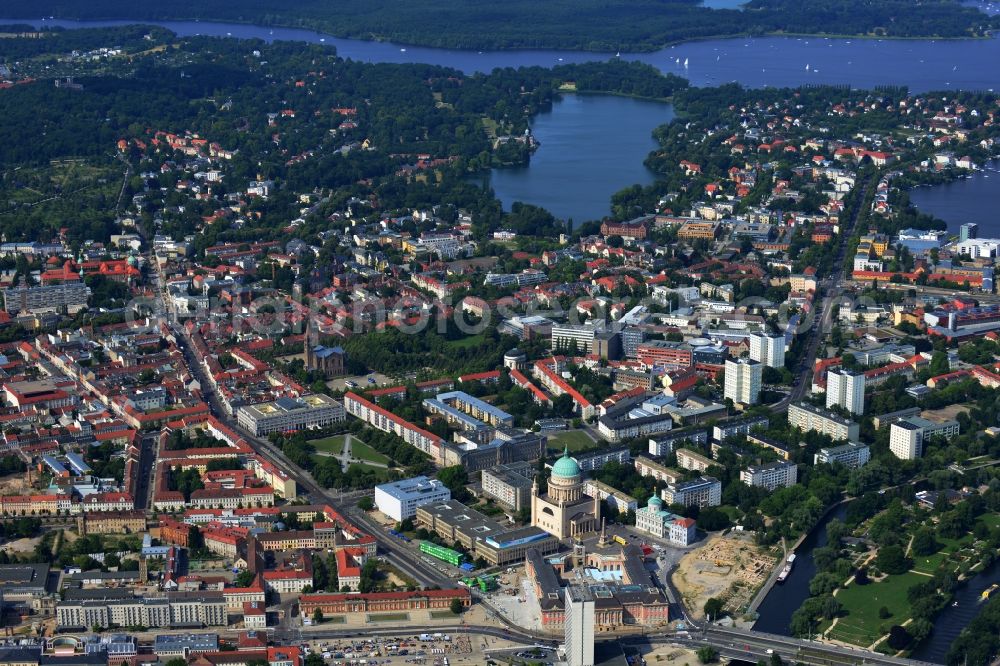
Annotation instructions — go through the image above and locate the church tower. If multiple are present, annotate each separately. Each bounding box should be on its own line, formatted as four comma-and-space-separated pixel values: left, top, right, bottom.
304, 321, 316, 370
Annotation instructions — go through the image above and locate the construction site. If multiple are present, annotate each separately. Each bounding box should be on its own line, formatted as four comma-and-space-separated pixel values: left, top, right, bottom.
671, 531, 777, 619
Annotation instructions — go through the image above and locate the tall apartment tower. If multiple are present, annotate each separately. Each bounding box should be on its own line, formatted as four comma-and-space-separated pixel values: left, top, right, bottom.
724, 358, 762, 406
565, 586, 595, 666
960, 223, 979, 242
826, 368, 865, 415
889, 420, 924, 460
749, 332, 786, 368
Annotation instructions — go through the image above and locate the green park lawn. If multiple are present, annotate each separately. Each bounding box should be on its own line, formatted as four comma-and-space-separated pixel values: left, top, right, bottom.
826, 571, 927, 646
350, 440, 391, 465
547, 429, 595, 453
444, 333, 487, 349
309, 435, 347, 454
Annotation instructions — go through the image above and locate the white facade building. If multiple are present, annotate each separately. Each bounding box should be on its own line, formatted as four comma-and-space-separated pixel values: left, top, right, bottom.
814, 442, 871, 468
661, 476, 722, 508
374, 476, 451, 522
826, 368, 865, 415
788, 402, 860, 441
565, 586, 595, 666
890, 420, 924, 460
740, 461, 798, 491
236, 394, 345, 436
749, 332, 785, 369
551, 323, 601, 354
724, 358, 762, 406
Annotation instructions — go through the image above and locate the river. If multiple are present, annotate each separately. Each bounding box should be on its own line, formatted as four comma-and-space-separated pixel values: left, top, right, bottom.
752, 503, 849, 636
909, 560, 1000, 664
748, 497, 1000, 664
471, 94, 672, 224
909, 160, 1000, 237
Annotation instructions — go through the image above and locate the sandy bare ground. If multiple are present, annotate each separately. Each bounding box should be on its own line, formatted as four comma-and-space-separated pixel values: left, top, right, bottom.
671, 532, 777, 619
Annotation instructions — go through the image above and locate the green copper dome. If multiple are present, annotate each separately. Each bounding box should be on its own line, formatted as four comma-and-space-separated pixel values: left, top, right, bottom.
647, 495, 663, 507
551, 446, 580, 478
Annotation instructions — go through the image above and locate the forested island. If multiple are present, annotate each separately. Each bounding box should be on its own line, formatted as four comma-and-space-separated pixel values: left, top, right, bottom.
1, 0, 996, 52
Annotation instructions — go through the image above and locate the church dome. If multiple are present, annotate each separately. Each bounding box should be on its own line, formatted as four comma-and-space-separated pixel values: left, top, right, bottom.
551, 447, 580, 479
647, 495, 663, 508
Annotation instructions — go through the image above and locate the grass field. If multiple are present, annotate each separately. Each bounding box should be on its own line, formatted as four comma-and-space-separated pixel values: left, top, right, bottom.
347, 462, 393, 479
826, 571, 927, 645
429, 610, 457, 619
444, 334, 487, 349
351, 440, 390, 465
911, 550, 950, 575
547, 429, 595, 452
367, 612, 410, 622
309, 435, 347, 454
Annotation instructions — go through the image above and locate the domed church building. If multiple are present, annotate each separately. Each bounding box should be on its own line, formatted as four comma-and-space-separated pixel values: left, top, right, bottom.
530, 447, 601, 539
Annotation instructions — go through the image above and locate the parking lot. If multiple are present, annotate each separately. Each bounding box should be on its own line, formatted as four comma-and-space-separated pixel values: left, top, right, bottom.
300, 632, 533, 666
326, 372, 393, 392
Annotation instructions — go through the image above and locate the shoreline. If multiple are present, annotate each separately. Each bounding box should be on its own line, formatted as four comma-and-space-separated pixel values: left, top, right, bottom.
1, 14, 994, 55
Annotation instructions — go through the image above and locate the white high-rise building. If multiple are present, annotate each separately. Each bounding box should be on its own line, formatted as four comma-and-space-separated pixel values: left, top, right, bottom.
890, 420, 923, 460
565, 586, 595, 666
749, 332, 785, 369
724, 358, 762, 406
826, 368, 865, 415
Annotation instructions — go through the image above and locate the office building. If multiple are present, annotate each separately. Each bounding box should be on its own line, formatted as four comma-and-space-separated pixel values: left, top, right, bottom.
565, 586, 595, 666
152, 634, 219, 657
661, 476, 721, 508
0, 563, 50, 604
740, 461, 798, 490
749, 332, 785, 369
415, 499, 558, 566
788, 402, 860, 441
826, 368, 865, 415
724, 358, 762, 406
814, 442, 871, 469
374, 476, 451, 522
236, 394, 345, 436
551, 323, 602, 354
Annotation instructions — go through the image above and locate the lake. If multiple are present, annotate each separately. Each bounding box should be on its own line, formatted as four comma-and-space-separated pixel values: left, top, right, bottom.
909, 160, 1000, 237
472, 94, 673, 224
9, 17, 1000, 92
14, 16, 1000, 222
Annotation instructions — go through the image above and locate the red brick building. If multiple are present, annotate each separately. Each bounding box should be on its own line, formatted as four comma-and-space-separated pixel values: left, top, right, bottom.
298, 589, 471, 615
